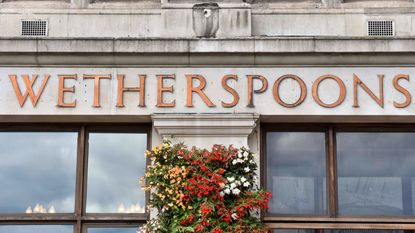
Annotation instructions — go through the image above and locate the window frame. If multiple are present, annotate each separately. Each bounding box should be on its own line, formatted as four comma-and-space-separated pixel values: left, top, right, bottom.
0, 123, 151, 233
82, 223, 143, 233
262, 123, 415, 231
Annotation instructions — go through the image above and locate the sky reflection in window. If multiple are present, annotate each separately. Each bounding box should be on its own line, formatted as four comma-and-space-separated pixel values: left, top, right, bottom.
88, 227, 140, 233
266, 132, 327, 215
0, 225, 73, 233
86, 133, 147, 213
0, 132, 77, 213
337, 132, 415, 216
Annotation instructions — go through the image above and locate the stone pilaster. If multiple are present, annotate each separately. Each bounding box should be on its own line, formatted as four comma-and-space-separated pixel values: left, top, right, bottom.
152, 113, 258, 148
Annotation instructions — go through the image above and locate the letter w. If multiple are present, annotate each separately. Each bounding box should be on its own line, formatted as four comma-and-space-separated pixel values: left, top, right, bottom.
9, 74, 50, 107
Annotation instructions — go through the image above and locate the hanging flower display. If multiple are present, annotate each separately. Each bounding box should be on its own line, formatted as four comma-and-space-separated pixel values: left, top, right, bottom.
139, 142, 272, 233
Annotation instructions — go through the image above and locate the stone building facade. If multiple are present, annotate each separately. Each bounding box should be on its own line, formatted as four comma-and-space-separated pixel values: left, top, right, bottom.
0, 0, 415, 232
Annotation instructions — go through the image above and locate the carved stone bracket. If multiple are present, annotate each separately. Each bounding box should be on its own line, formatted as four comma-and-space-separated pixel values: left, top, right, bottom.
152, 113, 258, 148
322, 0, 344, 7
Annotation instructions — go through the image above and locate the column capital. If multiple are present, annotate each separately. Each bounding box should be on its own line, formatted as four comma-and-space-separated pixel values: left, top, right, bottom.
152, 113, 258, 148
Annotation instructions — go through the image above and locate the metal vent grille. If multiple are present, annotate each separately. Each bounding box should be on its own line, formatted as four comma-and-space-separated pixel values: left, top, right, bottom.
367, 20, 394, 37
21, 20, 48, 37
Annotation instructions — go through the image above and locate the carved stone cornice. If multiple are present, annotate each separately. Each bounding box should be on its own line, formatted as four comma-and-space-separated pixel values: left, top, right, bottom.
152, 113, 257, 137
152, 113, 258, 147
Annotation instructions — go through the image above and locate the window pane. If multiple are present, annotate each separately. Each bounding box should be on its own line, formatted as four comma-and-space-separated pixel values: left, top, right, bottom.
337, 132, 415, 216
271, 230, 407, 233
266, 132, 327, 215
325, 230, 406, 233
88, 227, 140, 233
86, 133, 147, 213
0, 225, 73, 233
271, 230, 316, 233
0, 132, 77, 213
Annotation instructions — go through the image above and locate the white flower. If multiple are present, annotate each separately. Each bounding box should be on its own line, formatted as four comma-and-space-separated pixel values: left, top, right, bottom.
231, 213, 239, 220
237, 152, 243, 158
243, 182, 250, 187
219, 191, 225, 197
250, 159, 255, 164
235, 180, 241, 186
232, 159, 238, 165
245, 145, 250, 150
240, 177, 247, 183
219, 183, 225, 188
232, 188, 241, 195
224, 188, 231, 194
243, 151, 249, 157
227, 177, 235, 183
230, 183, 237, 189
244, 167, 250, 173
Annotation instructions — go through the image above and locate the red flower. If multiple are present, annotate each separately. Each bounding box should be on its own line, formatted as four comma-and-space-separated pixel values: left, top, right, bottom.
194, 225, 204, 232
222, 215, 231, 223
212, 228, 223, 233
144, 143, 271, 233
200, 203, 212, 215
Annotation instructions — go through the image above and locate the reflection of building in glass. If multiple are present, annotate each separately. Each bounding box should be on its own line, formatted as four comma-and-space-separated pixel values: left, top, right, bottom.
26, 204, 56, 214
117, 204, 145, 213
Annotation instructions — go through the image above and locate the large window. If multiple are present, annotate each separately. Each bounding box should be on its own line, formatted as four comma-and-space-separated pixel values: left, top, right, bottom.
86, 132, 147, 214
337, 132, 415, 216
263, 125, 415, 232
266, 132, 327, 215
0, 132, 77, 214
0, 125, 149, 233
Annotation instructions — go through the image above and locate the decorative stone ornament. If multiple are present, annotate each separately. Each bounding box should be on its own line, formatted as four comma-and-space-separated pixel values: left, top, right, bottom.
192, 3, 219, 38
321, 0, 344, 7
152, 114, 258, 148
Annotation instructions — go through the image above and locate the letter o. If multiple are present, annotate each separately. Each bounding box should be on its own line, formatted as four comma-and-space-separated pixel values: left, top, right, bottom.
312, 75, 346, 108
273, 74, 307, 108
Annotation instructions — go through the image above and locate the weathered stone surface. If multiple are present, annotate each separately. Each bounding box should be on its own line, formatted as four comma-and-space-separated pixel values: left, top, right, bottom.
0, 0, 415, 38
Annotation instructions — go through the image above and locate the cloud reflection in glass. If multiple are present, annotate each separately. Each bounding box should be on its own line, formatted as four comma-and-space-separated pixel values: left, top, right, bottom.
86, 133, 147, 213
0, 225, 73, 233
0, 132, 77, 213
266, 132, 327, 215
88, 227, 140, 233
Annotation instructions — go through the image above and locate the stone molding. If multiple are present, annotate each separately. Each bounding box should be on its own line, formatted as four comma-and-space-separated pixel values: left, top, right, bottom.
2, 37, 415, 53
2, 37, 415, 66
152, 114, 258, 147
152, 113, 258, 137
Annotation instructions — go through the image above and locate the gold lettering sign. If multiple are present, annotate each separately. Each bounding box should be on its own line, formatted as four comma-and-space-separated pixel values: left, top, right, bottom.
5, 72, 412, 109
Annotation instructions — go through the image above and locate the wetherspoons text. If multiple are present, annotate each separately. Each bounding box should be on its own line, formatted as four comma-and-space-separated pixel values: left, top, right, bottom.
6, 73, 411, 109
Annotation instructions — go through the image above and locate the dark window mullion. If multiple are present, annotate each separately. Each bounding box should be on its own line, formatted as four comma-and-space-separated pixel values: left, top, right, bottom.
327, 126, 338, 217
75, 126, 88, 233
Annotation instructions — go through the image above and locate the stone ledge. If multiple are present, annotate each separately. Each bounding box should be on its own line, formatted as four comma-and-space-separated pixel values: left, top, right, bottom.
1, 37, 415, 65
152, 113, 258, 137
1, 37, 415, 54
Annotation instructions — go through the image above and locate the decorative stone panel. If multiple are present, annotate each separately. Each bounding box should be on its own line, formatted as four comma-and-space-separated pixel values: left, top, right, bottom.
152, 113, 258, 148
